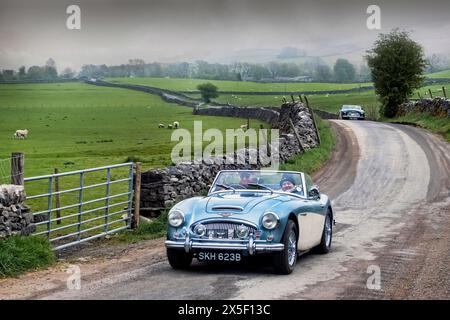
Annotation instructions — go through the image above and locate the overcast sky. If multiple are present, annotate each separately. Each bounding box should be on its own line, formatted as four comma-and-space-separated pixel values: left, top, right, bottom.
1, 0, 450, 70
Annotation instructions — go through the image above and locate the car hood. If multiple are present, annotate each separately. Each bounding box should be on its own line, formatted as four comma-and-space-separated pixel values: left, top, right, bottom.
203, 193, 281, 214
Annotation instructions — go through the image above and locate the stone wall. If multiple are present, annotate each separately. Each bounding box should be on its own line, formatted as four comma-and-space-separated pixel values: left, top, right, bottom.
139, 101, 319, 217
0, 185, 35, 238
398, 98, 450, 118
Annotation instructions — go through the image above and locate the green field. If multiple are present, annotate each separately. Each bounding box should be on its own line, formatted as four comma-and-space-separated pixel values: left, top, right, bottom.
426, 69, 450, 79
0, 82, 267, 242
107, 77, 372, 92
0, 83, 266, 177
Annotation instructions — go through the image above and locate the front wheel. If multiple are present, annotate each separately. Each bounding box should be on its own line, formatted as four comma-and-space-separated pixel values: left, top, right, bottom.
273, 220, 298, 275
167, 249, 193, 270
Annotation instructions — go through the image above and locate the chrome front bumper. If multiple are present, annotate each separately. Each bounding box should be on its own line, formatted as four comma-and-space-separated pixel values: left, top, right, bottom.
165, 236, 284, 255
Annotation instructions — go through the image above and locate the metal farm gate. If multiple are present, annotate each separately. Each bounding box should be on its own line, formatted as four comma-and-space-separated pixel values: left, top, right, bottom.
24, 163, 135, 250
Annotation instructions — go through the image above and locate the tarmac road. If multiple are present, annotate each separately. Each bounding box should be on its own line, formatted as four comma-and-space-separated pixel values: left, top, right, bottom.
1, 120, 449, 299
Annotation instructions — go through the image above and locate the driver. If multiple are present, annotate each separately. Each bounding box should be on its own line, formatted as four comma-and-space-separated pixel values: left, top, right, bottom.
239, 172, 254, 188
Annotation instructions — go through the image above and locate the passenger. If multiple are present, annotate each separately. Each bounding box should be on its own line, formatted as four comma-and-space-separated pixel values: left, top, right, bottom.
280, 177, 303, 195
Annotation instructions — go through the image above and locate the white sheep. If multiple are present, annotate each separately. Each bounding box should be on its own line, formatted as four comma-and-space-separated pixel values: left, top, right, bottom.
14, 129, 28, 139
239, 124, 248, 130
168, 124, 173, 129
173, 121, 180, 129
158, 123, 165, 128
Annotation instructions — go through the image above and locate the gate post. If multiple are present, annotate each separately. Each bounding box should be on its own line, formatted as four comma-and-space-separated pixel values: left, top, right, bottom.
11, 152, 24, 185
132, 162, 142, 229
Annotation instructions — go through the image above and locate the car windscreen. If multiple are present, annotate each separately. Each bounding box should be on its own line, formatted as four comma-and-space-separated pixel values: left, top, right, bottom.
211, 171, 304, 193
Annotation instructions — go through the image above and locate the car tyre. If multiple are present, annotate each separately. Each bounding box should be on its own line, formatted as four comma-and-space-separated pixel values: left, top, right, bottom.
167, 249, 193, 269
313, 210, 333, 254
273, 220, 298, 275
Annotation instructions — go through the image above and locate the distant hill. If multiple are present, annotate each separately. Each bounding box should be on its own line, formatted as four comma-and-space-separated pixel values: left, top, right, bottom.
426, 69, 450, 78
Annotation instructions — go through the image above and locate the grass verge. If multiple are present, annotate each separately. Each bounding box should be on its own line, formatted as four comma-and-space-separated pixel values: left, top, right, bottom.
0, 236, 55, 278
386, 112, 450, 142
280, 116, 336, 175
111, 212, 168, 244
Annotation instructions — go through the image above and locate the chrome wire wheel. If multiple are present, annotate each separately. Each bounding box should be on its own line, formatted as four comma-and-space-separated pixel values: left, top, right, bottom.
287, 230, 297, 267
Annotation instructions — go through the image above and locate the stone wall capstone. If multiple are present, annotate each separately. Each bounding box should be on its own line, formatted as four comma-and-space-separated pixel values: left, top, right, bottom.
139, 101, 319, 217
0, 185, 35, 238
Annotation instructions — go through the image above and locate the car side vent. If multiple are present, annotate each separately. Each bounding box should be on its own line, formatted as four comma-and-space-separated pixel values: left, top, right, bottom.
211, 206, 244, 212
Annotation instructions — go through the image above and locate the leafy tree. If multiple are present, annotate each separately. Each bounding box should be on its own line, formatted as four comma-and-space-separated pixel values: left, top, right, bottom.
366, 29, 426, 118
18, 66, 26, 79
61, 67, 75, 79
27, 66, 44, 79
197, 83, 219, 103
314, 64, 332, 82
333, 59, 356, 82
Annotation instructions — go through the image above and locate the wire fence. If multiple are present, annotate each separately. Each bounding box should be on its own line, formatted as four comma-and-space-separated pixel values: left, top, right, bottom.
0, 154, 24, 185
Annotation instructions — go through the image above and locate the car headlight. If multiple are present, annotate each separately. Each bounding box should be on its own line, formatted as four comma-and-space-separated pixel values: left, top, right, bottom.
194, 224, 206, 237
262, 212, 279, 230
236, 225, 249, 239
168, 210, 185, 227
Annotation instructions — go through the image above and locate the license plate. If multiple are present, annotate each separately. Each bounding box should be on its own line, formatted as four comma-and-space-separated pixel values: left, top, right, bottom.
197, 251, 242, 262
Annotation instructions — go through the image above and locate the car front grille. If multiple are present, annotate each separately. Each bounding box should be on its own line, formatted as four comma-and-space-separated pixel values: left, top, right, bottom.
193, 222, 256, 240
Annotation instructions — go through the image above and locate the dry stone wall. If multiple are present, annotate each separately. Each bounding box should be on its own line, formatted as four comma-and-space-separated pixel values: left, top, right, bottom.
398, 98, 450, 118
0, 185, 35, 238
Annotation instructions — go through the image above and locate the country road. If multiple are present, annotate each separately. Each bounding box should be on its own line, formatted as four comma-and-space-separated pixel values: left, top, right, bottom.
1, 120, 449, 300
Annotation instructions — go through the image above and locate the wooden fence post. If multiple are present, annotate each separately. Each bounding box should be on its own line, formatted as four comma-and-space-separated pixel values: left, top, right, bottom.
11, 152, 24, 185
298, 95, 303, 103
288, 118, 305, 153
54, 168, 61, 225
428, 89, 433, 99
132, 162, 142, 229
443, 87, 447, 99
304, 96, 321, 146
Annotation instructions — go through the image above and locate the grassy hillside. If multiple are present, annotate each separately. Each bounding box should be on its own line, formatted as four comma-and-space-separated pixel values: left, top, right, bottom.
107, 77, 372, 92
0, 83, 265, 177
426, 70, 450, 79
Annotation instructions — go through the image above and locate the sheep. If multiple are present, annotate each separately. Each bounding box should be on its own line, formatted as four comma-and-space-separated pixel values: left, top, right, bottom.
239, 124, 248, 130
167, 124, 173, 129
173, 121, 180, 129
158, 123, 165, 128
14, 129, 28, 139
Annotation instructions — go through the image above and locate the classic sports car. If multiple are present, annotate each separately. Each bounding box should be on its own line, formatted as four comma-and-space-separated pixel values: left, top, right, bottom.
165, 170, 334, 274
339, 105, 365, 120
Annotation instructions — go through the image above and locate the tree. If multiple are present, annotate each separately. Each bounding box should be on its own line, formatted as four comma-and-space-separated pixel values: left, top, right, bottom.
366, 29, 426, 118
333, 59, 356, 82
61, 67, 75, 79
314, 64, 332, 82
18, 66, 26, 79
27, 66, 44, 79
197, 83, 219, 103
44, 58, 58, 80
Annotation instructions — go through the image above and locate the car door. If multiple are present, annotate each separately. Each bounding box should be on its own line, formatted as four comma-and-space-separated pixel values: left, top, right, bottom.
297, 174, 327, 250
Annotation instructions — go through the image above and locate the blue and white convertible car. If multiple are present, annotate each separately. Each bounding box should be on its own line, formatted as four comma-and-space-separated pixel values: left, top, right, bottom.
339, 105, 365, 120
165, 170, 334, 274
